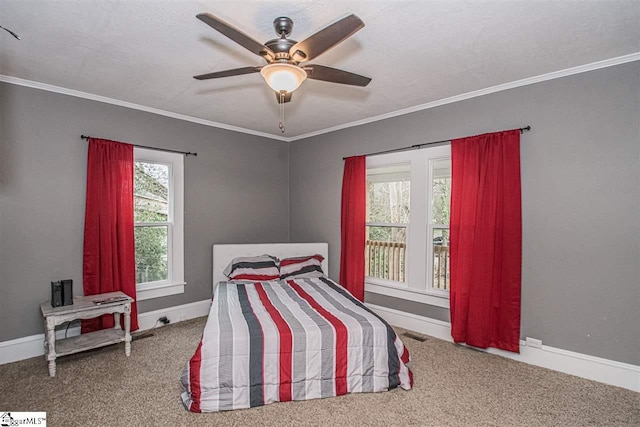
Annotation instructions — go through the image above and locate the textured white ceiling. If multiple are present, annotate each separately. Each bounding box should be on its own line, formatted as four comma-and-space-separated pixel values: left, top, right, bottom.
1, 1, 638, 138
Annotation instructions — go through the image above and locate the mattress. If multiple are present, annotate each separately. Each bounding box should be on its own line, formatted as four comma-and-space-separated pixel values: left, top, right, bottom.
181, 276, 413, 412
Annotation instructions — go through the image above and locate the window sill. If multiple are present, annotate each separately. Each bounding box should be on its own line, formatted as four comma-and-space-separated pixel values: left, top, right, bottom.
136, 281, 186, 301
365, 281, 450, 308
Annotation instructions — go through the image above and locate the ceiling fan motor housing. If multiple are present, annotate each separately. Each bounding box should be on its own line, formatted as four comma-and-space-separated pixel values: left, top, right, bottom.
265, 37, 297, 60
265, 17, 301, 62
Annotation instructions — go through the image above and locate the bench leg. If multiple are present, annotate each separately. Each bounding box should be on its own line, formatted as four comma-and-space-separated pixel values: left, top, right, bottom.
124, 304, 131, 357
45, 318, 57, 377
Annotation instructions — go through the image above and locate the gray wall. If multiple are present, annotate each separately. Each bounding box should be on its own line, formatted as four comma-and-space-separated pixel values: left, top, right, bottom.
2, 62, 638, 366
0, 82, 289, 342
289, 62, 640, 365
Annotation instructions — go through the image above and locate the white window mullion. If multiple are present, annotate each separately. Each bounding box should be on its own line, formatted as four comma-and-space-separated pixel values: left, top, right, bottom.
426, 154, 451, 296
407, 155, 427, 293
167, 222, 173, 284
135, 221, 171, 227
365, 222, 408, 228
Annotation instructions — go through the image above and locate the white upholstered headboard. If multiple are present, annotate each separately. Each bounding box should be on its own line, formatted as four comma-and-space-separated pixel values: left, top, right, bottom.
212, 243, 329, 290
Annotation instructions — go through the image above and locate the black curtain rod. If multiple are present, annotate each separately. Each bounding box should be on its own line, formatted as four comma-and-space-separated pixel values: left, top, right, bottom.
81, 135, 197, 156
343, 126, 531, 160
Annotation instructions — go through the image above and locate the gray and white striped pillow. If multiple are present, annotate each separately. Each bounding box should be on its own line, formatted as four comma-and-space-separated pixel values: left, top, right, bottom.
223, 255, 280, 281
279, 254, 325, 279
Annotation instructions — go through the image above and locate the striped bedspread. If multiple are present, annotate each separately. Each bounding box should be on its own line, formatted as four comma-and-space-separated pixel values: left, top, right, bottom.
181, 277, 413, 412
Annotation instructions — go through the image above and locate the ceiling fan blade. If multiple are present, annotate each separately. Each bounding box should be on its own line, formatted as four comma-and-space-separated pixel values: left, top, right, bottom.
289, 14, 364, 63
305, 65, 371, 87
193, 66, 261, 80
196, 13, 275, 60
275, 92, 293, 104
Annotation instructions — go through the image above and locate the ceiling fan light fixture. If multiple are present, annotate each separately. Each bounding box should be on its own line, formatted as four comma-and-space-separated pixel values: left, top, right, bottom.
260, 63, 307, 93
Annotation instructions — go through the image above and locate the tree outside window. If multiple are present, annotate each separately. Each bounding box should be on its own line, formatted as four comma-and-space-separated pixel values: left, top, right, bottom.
134, 161, 170, 284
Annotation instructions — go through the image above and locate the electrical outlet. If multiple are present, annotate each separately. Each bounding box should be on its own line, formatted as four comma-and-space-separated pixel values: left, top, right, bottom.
158, 316, 170, 325
525, 337, 542, 349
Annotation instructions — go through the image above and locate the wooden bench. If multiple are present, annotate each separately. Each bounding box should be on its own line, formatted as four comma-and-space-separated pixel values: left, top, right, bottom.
40, 291, 133, 377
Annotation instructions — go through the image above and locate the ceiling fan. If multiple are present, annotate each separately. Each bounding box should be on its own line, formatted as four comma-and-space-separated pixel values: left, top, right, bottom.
193, 12, 372, 106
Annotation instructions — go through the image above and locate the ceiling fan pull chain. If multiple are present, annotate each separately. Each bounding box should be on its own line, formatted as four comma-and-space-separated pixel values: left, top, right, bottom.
279, 91, 286, 133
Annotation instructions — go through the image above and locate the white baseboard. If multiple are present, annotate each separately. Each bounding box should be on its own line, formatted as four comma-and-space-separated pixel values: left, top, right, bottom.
136, 299, 211, 331
366, 303, 640, 393
0, 299, 211, 366
4, 300, 637, 393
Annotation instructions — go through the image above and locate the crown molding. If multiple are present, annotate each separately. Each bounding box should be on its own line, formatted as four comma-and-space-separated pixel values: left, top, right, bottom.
1, 52, 638, 143
286, 52, 640, 141
0, 74, 290, 142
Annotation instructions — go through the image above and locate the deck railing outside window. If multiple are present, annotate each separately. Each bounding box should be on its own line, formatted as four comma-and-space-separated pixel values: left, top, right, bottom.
432, 243, 450, 290
365, 240, 450, 290
365, 240, 407, 282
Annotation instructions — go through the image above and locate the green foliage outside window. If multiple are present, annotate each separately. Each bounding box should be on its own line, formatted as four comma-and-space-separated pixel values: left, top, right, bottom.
134, 162, 169, 283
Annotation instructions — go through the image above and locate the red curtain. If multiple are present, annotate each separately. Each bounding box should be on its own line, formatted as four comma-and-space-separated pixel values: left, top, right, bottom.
450, 130, 522, 353
339, 156, 366, 301
82, 138, 139, 333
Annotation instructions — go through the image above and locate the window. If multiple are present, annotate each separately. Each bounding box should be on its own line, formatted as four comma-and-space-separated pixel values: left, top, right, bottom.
365, 146, 451, 308
133, 148, 185, 301
366, 164, 410, 284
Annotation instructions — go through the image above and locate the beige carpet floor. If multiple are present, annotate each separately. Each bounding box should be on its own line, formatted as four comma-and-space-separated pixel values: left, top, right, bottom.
0, 317, 638, 426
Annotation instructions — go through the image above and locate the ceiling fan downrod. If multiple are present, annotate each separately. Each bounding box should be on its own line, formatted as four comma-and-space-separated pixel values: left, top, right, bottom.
279, 91, 286, 133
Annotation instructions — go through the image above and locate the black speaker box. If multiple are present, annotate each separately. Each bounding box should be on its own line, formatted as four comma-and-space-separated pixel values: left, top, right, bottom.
61, 279, 73, 306
51, 281, 63, 307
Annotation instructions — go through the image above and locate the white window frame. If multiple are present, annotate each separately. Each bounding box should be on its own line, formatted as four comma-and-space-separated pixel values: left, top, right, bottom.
134, 148, 185, 301
426, 157, 451, 298
365, 145, 451, 308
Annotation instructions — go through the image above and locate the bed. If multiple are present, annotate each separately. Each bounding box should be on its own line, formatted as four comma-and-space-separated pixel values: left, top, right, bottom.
180, 243, 413, 413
